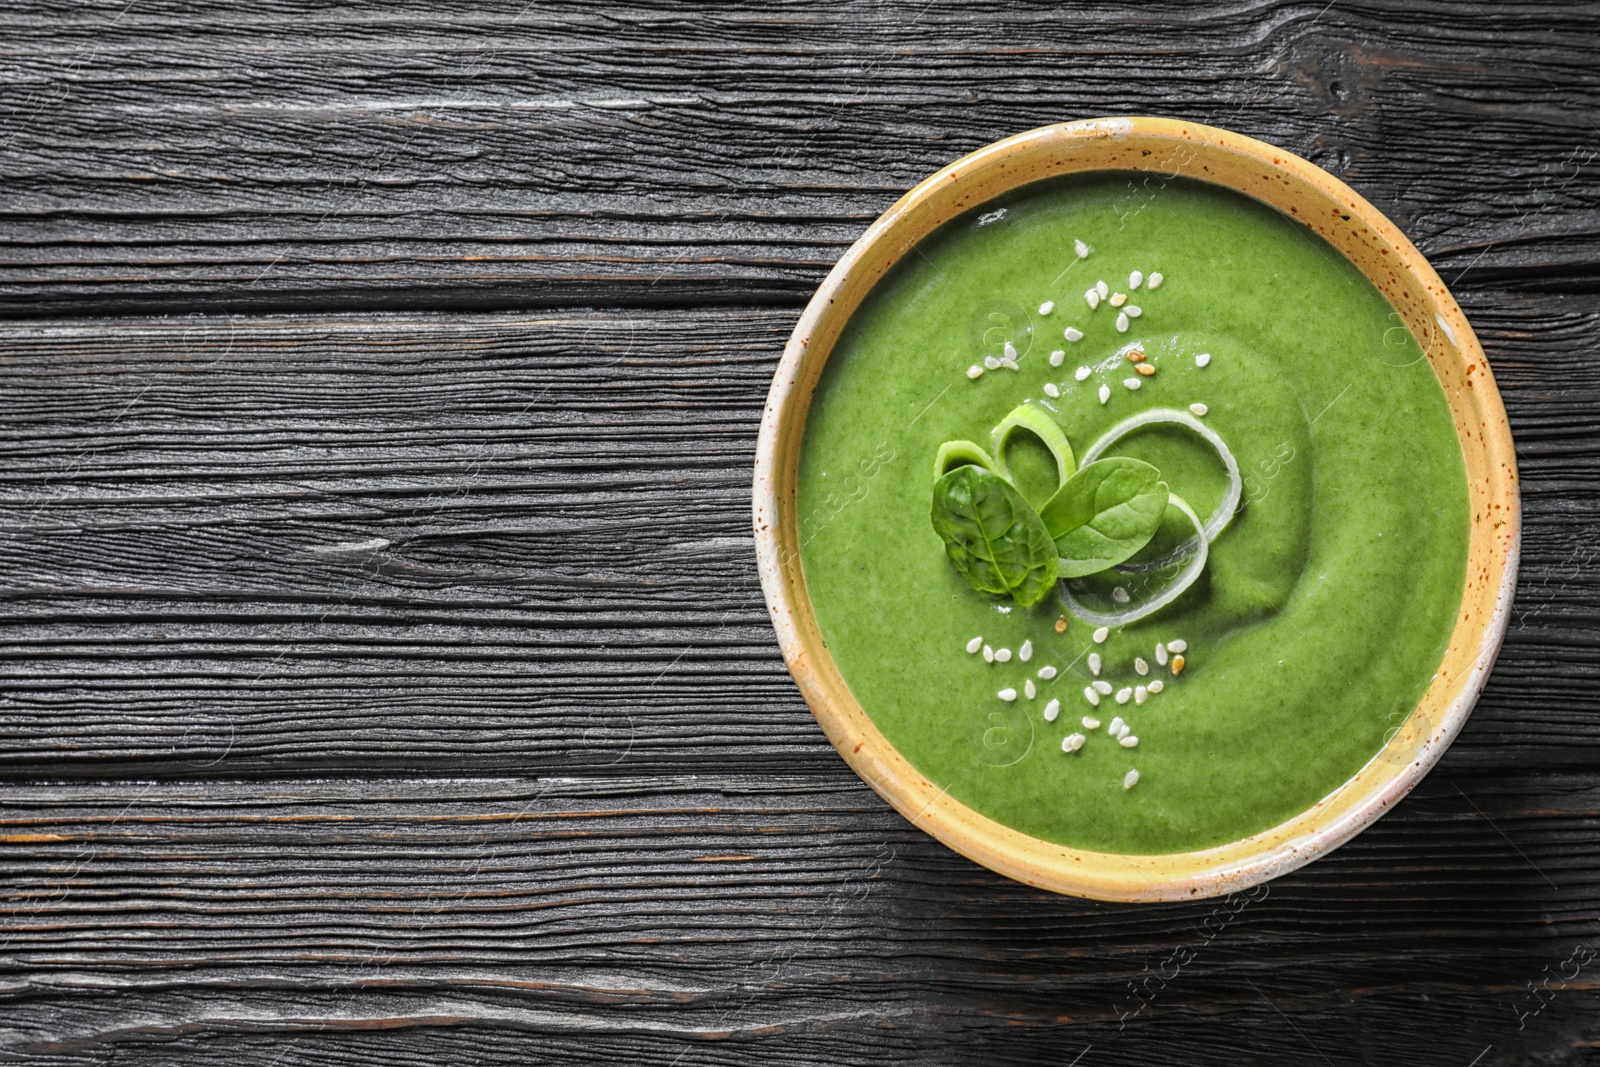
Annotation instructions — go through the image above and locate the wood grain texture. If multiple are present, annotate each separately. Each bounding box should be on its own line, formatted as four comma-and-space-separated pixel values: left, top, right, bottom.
0, 300, 1596, 778
3, 0, 1599, 1064
0, 0, 1596, 316
2, 773, 1600, 1066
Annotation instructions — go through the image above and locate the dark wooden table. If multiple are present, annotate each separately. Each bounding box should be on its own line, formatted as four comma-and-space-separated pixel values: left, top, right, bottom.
2, 2, 1597, 1063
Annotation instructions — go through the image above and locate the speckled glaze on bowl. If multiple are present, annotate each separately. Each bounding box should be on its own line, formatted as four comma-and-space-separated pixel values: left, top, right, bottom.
752, 117, 1519, 902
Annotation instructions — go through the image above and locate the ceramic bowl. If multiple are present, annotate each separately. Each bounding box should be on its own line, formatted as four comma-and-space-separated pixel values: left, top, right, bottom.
752, 117, 1519, 901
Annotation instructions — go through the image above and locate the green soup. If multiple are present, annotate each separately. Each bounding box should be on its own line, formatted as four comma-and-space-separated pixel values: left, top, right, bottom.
797, 174, 1469, 855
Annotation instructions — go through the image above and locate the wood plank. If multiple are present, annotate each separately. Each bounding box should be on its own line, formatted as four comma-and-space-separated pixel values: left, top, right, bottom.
1, 772, 1598, 1064
0, 300, 1587, 777
1, 298, 1596, 776
0, 0, 1594, 314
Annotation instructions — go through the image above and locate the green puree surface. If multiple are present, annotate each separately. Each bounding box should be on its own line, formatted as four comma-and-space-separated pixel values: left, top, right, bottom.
796, 174, 1470, 855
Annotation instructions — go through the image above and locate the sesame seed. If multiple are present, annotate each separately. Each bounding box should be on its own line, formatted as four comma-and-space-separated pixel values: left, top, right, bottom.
1098, 384, 1111, 404
1115, 687, 1132, 705
1092, 626, 1109, 644
1025, 679, 1037, 699
998, 688, 1018, 702
1127, 351, 1145, 363
1083, 686, 1101, 707
1020, 640, 1033, 662
1109, 292, 1127, 308
1086, 289, 1101, 310
1155, 643, 1168, 666
984, 355, 1001, 370
1112, 586, 1130, 603
1003, 341, 1017, 361
1039, 300, 1055, 316
1093, 680, 1113, 695
1123, 376, 1140, 390
1075, 365, 1091, 381
1129, 270, 1143, 290
995, 647, 1013, 663
1044, 698, 1061, 722
1147, 679, 1164, 694
1088, 652, 1102, 676
966, 365, 984, 380
1167, 639, 1187, 653
1116, 722, 1131, 741
1096, 279, 1110, 299
1120, 734, 1139, 748
1189, 402, 1208, 416
1075, 238, 1090, 259
1044, 382, 1060, 398
1134, 657, 1149, 676
1001, 359, 1020, 372
1082, 716, 1101, 729
1125, 305, 1142, 318
1171, 654, 1186, 676
1135, 685, 1148, 705
982, 644, 994, 663
1064, 326, 1084, 342
1037, 665, 1058, 680
1063, 732, 1087, 753
1123, 769, 1140, 789
1108, 715, 1125, 734
1195, 352, 1211, 368
1054, 616, 1068, 634
1050, 349, 1066, 367
966, 636, 984, 654
1135, 363, 1156, 376
1116, 313, 1130, 333
1147, 272, 1164, 290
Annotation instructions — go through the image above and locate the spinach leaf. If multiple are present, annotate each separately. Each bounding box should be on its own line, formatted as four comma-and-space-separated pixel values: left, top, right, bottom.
1039, 457, 1168, 578
931, 465, 1059, 608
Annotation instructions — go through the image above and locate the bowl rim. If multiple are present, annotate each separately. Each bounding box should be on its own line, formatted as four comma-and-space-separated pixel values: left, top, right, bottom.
751, 116, 1520, 902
